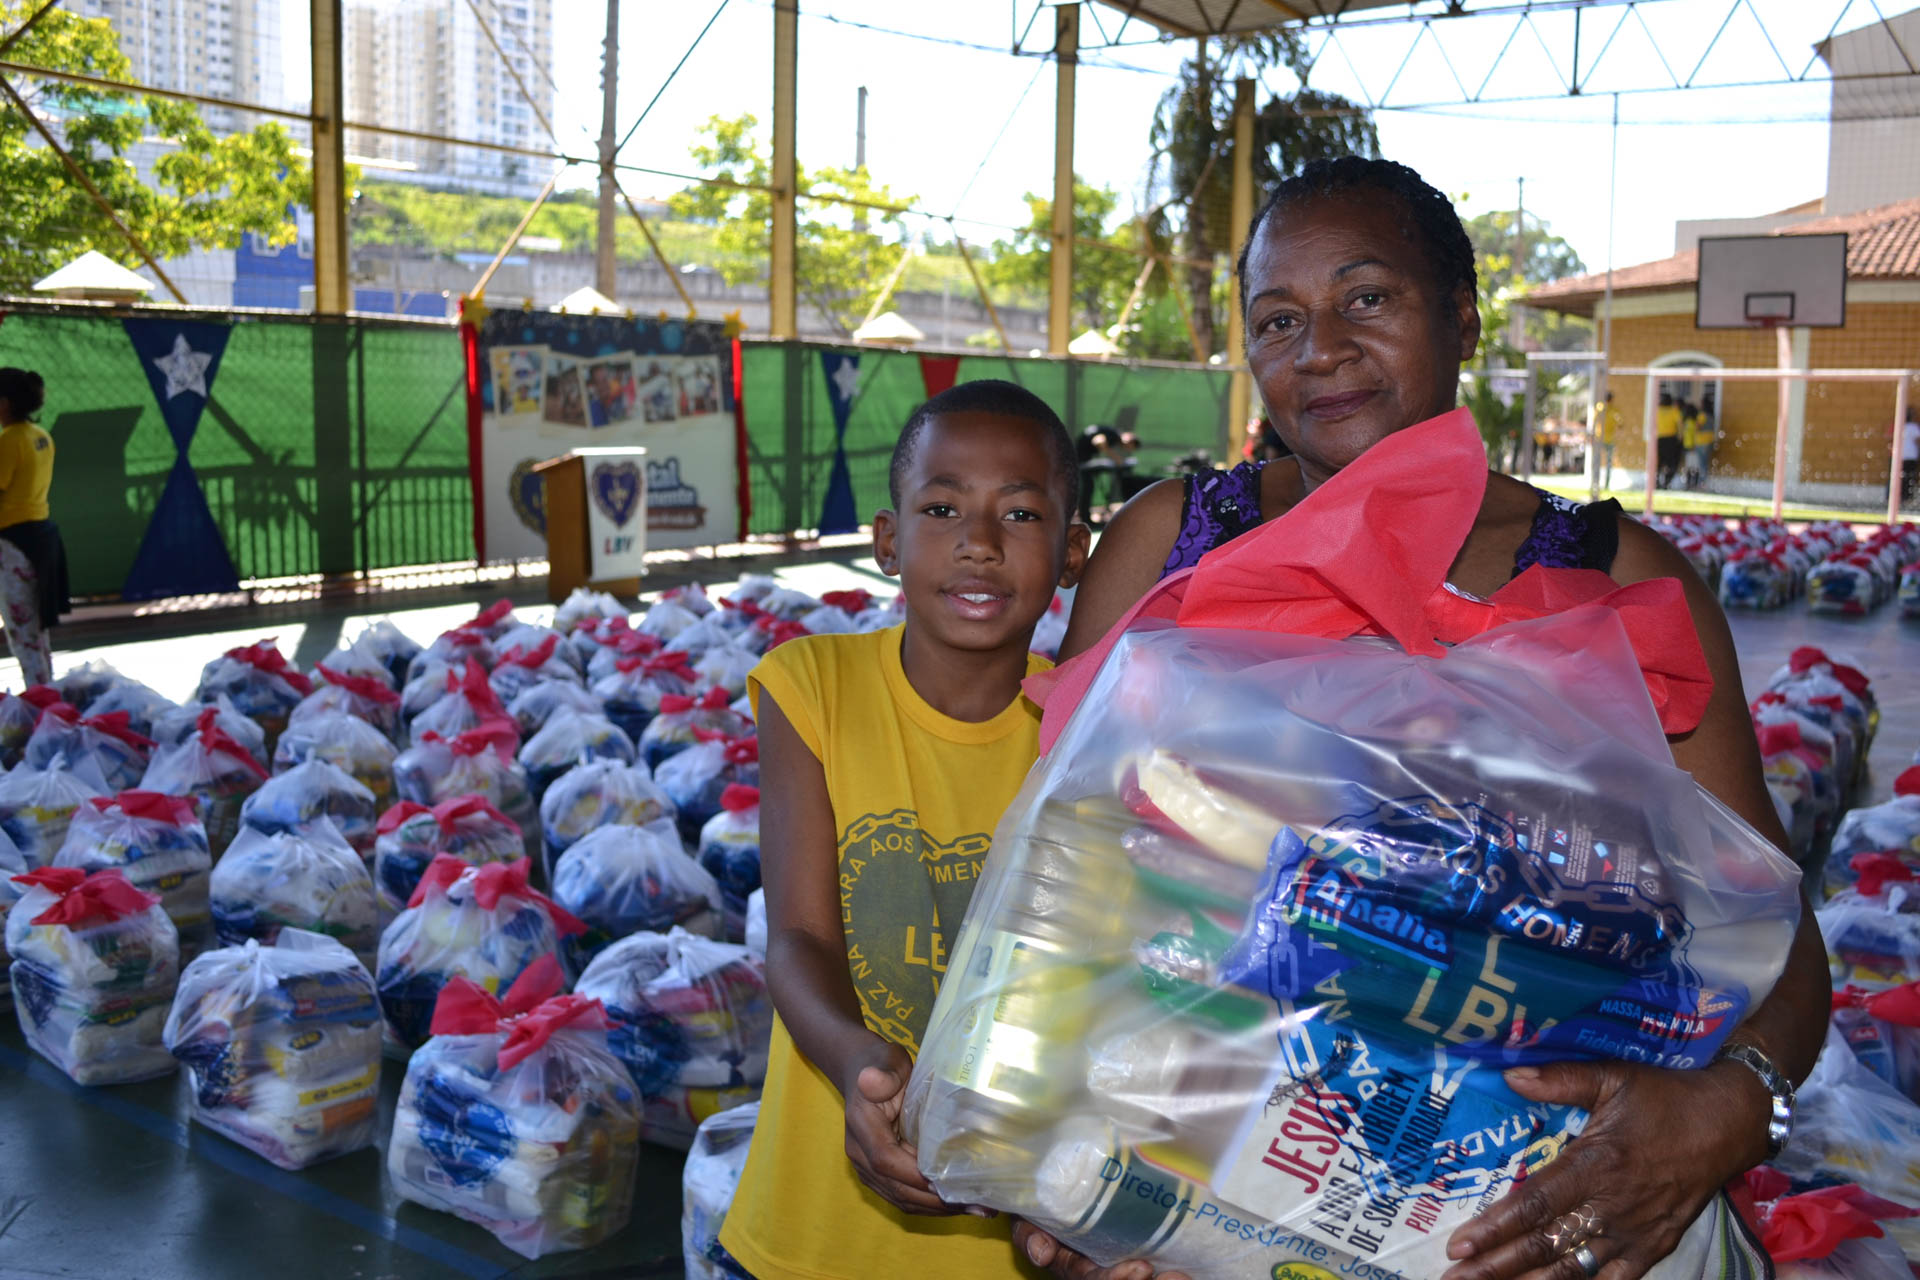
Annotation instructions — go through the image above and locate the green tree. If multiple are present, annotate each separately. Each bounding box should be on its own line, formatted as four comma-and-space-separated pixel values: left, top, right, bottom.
0, 2, 314, 294
1150, 36, 1380, 358
668, 113, 914, 336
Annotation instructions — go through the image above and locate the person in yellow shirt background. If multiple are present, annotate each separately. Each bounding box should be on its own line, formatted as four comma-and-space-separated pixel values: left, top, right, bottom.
720, 379, 1087, 1280
1654, 390, 1683, 489
1589, 389, 1621, 491
1682, 399, 1716, 491
0, 368, 67, 686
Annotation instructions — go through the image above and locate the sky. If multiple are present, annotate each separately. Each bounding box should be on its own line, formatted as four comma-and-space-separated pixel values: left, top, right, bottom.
284, 0, 1889, 276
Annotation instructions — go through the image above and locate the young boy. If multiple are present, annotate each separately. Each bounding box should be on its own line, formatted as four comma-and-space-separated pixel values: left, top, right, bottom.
718, 380, 1089, 1280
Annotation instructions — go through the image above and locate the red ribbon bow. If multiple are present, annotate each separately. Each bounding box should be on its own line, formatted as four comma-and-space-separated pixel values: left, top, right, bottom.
437, 626, 489, 654
724, 735, 759, 766
821, 589, 873, 614
421, 718, 520, 761
376, 800, 432, 835
1787, 646, 1871, 699
1832, 981, 1920, 1027
499, 635, 559, 670
317, 664, 401, 707
428, 953, 610, 1070
1029, 409, 1715, 754
19, 685, 62, 711
431, 792, 520, 835
720, 783, 760, 813
471, 600, 514, 631
640, 653, 697, 684
1895, 765, 1920, 798
94, 790, 198, 826
659, 687, 732, 717
194, 708, 269, 780
37, 701, 79, 726
1759, 1184, 1920, 1262
405, 854, 586, 936
82, 710, 155, 752
443, 660, 507, 718
613, 631, 664, 658
15, 866, 160, 928
225, 641, 314, 696
762, 620, 811, 650
1850, 851, 1919, 898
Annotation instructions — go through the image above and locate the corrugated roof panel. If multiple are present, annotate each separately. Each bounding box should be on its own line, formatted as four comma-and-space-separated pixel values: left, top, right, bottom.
1091, 0, 1419, 39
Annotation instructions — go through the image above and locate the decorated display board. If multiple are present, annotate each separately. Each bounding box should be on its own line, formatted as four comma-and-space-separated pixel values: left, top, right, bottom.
464, 304, 743, 560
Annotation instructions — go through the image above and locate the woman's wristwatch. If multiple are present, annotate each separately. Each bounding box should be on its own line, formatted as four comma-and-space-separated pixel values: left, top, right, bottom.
1713, 1040, 1795, 1158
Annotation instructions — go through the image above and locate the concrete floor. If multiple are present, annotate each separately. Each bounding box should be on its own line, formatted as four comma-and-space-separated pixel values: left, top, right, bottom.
0, 547, 1913, 1279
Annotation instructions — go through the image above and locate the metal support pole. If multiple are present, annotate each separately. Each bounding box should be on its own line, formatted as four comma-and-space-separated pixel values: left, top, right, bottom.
596, 0, 620, 298
310, 0, 350, 315
1521, 373, 1538, 483
952, 232, 1011, 352
1047, 3, 1078, 357
1226, 77, 1256, 441
1594, 92, 1619, 503
1773, 325, 1792, 518
1890, 379, 1909, 525
1642, 371, 1658, 520
770, 0, 799, 340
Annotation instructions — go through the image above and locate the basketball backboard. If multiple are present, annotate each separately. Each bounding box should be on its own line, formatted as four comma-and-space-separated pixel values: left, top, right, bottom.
1696, 233, 1848, 328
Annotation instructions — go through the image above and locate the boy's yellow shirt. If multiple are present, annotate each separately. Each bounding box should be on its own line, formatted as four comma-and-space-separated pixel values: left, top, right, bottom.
721, 625, 1048, 1280
0, 421, 54, 528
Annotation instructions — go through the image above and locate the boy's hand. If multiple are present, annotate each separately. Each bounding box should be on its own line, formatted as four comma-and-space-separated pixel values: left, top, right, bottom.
1012, 1220, 1191, 1280
841, 1038, 961, 1217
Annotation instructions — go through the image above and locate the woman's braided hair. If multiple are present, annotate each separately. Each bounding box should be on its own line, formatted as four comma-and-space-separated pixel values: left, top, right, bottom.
1234, 157, 1478, 320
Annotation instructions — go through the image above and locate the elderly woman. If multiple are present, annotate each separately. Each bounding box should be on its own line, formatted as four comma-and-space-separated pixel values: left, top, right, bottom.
1020, 158, 1829, 1280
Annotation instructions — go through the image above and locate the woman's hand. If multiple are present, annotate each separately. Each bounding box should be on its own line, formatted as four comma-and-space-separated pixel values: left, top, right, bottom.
1441, 1058, 1768, 1280
1010, 1220, 1192, 1280
839, 1037, 965, 1217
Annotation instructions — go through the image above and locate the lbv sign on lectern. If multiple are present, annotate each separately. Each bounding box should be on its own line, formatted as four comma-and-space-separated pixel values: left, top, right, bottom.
531, 446, 648, 603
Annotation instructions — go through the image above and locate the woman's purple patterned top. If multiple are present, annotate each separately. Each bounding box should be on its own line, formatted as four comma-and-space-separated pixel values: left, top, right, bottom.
1159, 460, 1622, 581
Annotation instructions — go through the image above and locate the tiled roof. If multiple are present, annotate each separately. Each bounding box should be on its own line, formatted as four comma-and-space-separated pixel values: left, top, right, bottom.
1528, 195, 1920, 315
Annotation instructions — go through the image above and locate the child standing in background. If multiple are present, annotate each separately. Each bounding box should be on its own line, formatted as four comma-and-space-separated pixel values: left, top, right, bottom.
718, 380, 1089, 1280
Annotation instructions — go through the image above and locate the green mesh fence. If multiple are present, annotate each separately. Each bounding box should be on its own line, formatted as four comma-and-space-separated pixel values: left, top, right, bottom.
738, 341, 1234, 536
0, 308, 469, 596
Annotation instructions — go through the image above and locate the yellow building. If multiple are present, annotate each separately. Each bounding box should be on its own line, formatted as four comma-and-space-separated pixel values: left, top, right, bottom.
1530, 197, 1920, 505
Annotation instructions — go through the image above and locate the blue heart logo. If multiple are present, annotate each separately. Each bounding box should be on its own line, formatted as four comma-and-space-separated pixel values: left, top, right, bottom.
590, 461, 642, 528
508, 458, 547, 535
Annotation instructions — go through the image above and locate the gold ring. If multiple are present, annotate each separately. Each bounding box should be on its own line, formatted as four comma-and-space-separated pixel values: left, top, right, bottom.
1546, 1205, 1603, 1252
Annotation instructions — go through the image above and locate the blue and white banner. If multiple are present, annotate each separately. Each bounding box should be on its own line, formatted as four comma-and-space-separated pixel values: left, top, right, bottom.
119, 318, 241, 600
469, 308, 738, 559
818, 350, 860, 535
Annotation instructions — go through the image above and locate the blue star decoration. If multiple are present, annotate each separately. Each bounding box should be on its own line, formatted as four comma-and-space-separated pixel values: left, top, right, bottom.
152, 333, 213, 400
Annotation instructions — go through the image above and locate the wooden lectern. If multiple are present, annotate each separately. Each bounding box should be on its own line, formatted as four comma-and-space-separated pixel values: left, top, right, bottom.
531, 446, 648, 604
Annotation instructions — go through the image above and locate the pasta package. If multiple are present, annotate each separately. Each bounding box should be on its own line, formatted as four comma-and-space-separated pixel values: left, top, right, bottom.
387, 955, 640, 1259
574, 928, 771, 1149
163, 929, 382, 1168
8, 866, 179, 1084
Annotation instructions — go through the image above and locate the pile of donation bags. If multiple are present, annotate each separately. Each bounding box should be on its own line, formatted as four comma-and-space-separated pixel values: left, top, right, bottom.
903, 415, 1808, 1280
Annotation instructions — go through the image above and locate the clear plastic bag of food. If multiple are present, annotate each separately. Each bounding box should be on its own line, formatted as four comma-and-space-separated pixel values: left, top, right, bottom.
399, 659, 455, 730
551, 821, 723, 971
305, 638, 397, 696
8, 865, 179, 1084
163, 928, 381, 1169
1825, 774, 1920, 899
372, 796, 525, 921
273, 709, 399, 816
585, 628, 663, 683
55, 791, 213, 957
409, 660, 513, 748
1830, 981, 1920, 1100
904, 418, 1802, 1279
152, 695, 268, 770
194, 640, 314, 742
0, 689, 42, 767
573, 927, 770, 1149
24, 702, 155, 793
682, 1101, 760, 1280
592, 651, 695, 744
387, 954, 640, 1259
638, 599, 701, 642
240, 756, 382, 857
657, 735, 758, 846
538, 758, 675, 880
295, 664, 402, 741
554, 587, 627, 636
489, 632, 584, 706
0, 754, 107, 869
86, 679, 177, 740
354, 619, 422, 687
54, 659, 125, 712
1820, 884, 1920, 990
210, 819, 380, 966
139, 708, 272, 857
409, 628, 494, 685
660, 582, 713, 618
464, 598, 520, 640
393, 720, 534, 845
506, 678, 602, 740
639, 689, 750, 772
692, 642, 759, 703
374, 855, 583, 1050
662, 616, 733, 661
0, 825, 26, 1008
697, 785, 760, 942
743, 889, 766, 960
1773, 1026, 1920, 1208
1751, 1180, 1920, 1279
518, 707, 636, 803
